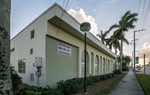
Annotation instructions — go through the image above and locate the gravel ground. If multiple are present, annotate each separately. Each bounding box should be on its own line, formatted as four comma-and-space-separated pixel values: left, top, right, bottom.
71, 74, 124, 95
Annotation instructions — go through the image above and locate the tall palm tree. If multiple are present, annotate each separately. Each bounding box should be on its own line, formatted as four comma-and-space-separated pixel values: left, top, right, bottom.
124, 55, 131, 65
106, 32, 121, 70
0, 0, 13, 95
108, 10, 138, 72
117, 55, 131, 65
97, 30, 109, 45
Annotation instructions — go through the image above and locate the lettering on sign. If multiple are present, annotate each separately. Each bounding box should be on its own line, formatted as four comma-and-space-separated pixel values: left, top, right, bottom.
57, 42, 72, 56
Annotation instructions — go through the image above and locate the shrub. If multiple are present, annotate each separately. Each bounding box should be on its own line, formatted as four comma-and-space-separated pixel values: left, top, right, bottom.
107, 73, 114, 78
11, 66, 22, 91
21, 85, 62, 95
92, 76, 101, 83
57, 80, 65, 94
104, 74, 109, 79
17, 73, 115, 95
22, 86, 41, 95
100, 74, 108, 80
122, 66, 129, 71
86, 77, 94, 85
113, 69, 122, 74
57, 79, 81, 95
71, 78, 84, 89
41, 86, 62, 95
65, 79, 81, 94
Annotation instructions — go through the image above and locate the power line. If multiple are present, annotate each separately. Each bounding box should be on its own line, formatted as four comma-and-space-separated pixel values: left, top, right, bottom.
136, 0, 149, 48
135, 0, 140, 30
62, 0, 66, 8
57, 0, 70, 34
145, 51, 150, 56
149, 2, 150, 49
138, 0, 141, 14
141, 0, 150, 28
136, 0, 145, 43
137, 0, 146, 37
139, 0, 146, 29
60, 0, 70, 19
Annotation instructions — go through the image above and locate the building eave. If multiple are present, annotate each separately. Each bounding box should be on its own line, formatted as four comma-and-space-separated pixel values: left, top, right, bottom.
49, 15, 116, 58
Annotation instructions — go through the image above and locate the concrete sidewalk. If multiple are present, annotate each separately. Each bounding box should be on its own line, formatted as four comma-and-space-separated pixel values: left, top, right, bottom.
108, 69, 145, 95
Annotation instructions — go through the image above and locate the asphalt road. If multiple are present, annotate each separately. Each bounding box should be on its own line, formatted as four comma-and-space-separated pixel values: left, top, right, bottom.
135, 67, 150, 74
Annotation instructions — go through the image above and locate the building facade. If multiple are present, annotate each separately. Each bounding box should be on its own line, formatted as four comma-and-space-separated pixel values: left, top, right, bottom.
10, 3, 116, 87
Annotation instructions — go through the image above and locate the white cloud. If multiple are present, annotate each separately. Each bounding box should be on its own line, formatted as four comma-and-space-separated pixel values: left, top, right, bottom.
137, 42, 150, 65
68, 8, 98, 36
143, 42, 150, 49
144, 34, 150, 39
137, 42, 150, 58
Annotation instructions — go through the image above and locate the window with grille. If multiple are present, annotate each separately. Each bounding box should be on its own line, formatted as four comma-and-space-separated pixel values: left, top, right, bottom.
95, 55, 99, 75
31, 30, 34, 39
103, 58, 105, 74
81, 50, 89, 77
18, 59, 26, 73
30, 74, 34, 82
30, 48, 33, 54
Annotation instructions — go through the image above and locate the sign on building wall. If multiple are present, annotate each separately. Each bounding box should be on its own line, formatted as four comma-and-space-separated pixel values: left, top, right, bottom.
57, 42, 72, 57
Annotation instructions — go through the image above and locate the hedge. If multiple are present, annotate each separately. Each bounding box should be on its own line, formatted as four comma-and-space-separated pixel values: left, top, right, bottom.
113, 69, 122, 74
17, 73, 114, 95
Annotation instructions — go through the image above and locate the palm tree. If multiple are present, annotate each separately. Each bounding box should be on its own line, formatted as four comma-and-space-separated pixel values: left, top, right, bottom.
97, 30, 109, 45
124, 55, 131, 65
106, 32, 121, 70
0, 0, 13, 94
108, 10, 138, 72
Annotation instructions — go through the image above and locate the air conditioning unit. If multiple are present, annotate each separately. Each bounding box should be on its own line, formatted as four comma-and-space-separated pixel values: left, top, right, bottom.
33, 57, 42, 67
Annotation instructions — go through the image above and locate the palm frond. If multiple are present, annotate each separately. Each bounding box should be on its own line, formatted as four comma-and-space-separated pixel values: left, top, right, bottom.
122, 10, 131, 20
125, 13, 138, 22
108, 24, 120, 31
104, 30, 110, 36
114, 29, 123, 38
123, 37, 129, 45
126, 24, 135, 29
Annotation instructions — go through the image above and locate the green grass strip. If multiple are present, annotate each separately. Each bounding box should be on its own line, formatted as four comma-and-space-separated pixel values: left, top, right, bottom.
136, 74, 150, 95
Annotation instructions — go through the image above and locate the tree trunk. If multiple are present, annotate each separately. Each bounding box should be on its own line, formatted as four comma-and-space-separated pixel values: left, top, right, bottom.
0, 0, 13, 95
120, 39, 123, 73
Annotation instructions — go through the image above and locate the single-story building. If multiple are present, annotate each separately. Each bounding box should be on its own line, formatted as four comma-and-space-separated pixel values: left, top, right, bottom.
10, 3, 116, 87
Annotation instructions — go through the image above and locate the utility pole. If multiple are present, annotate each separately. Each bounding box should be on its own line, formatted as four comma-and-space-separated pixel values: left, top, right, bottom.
144, 54, 145, 74
130, 40, 137, 71
133, 29, 146, 74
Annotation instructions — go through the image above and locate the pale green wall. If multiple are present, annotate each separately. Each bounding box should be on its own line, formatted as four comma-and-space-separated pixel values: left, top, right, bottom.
47, 23, 115, 77
46, 36, 78, 86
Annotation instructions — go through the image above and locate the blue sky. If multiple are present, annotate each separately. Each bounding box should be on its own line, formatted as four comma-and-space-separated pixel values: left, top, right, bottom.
11, 0, 150, 63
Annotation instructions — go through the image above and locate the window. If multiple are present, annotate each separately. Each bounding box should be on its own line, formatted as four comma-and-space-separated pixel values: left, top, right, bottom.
18, 59, 26, 73
81, 50, 89, 77
103, 58, 105, 74
108, 60, 110, 73
91, 52, 94, 75
30, 48, 33, 54
95, 55, 99, 75
31, 30, 34, 39
30, 74, 34, 82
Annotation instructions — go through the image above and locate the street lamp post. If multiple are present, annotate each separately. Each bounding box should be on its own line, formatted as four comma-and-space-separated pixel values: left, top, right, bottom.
133, 31, 136, 74
80, 22, 91, 93
133, 29, 146, 74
